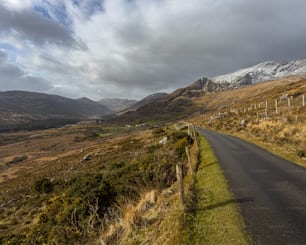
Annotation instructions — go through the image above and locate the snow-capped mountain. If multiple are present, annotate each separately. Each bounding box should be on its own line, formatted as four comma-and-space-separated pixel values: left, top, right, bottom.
212, 58, 306, 87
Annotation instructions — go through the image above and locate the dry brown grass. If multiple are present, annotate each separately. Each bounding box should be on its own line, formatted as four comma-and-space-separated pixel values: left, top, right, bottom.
99, 126, 197, 245
191, 75, 306, 166
0, 122, 158, 242
117, 186, 184, 245
192, 75, 306, 116
100, 189, 160, 245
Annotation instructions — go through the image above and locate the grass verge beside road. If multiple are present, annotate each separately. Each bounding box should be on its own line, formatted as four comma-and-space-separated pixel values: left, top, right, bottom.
185, 135, 251, 244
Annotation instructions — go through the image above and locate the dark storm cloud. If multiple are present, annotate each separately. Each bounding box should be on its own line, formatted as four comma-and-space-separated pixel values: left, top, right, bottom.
1, 0, 306, 99
195, 0, 306, 73
90, 0, 306, 95
0, 5, 77, 47
220, 0, 306, 62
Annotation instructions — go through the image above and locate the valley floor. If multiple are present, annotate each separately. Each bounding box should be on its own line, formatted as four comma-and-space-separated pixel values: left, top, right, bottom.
1, 75, 306, 244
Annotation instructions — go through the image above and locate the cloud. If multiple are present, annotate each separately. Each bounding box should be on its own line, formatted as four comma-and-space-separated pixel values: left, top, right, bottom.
0, 49, 8, 62
68, 0, 306, 90
0, 0, 33, 10
0, 4, 78, 47
1, 0, 306, 100
0, 50, 52, 92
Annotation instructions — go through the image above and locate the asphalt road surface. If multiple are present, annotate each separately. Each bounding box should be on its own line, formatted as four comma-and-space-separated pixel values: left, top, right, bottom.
197, 128, 306, 245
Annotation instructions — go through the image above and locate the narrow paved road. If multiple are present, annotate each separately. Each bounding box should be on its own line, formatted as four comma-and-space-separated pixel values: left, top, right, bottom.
197, 128, 306, 245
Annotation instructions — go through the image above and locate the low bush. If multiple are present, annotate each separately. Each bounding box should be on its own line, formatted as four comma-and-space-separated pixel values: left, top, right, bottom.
0, 234, 26, 245
297, 149, 306, 158
147, 143, 162, 153
5, 128, 188, 244
171, 131, 189, 142
171, 131, 193, 158
34, 178, 54, 194
27, 174, 117, 244
153, 127, 165, 136
175, 138, 189, 158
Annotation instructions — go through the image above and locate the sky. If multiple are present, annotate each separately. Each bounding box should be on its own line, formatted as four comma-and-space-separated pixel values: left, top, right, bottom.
0, 0, 306, 100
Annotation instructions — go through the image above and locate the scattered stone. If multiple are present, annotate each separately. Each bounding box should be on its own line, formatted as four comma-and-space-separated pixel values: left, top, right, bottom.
239, 119, 246, 127
82, 154, 91, 161
159, 136, 168, 145
0, 198, 19, 208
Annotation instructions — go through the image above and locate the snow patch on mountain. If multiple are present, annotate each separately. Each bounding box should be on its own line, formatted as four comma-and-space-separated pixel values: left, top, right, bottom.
212, 58, 306, 86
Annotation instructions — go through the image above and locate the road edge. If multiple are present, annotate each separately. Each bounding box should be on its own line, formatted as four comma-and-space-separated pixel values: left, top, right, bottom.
184, 133, 251, 244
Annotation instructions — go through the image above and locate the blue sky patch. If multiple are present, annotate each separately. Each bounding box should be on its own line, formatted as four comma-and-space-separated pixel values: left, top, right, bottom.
33, 2, 71, 28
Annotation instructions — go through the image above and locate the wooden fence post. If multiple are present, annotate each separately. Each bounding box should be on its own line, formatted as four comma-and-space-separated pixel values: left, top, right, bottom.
265, 109, 268, 118
185, 147, 195, 175
176, 162, 185, 210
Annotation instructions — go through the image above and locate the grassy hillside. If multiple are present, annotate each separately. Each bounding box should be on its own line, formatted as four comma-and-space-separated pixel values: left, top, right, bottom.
192, 75, 306, 166
0, 91, 112, 130
0, 122, 194, 244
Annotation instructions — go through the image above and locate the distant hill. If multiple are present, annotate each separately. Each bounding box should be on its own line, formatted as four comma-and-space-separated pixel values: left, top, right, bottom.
128, 93, 168, 111
133, 78, 225, 114
0, 91, 112, 130
98, 94, 168, 115
98, 98, 137, 112
109, 79, 224, 123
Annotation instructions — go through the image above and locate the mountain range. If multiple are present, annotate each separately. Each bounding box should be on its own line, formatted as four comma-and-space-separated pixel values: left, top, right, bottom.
112, 57, 306, 122
1, 57, 306, 129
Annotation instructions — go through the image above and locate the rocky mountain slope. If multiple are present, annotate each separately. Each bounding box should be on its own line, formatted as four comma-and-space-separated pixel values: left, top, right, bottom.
112, 70, 306, 123
110, 78, 226, 123
212, 58, 306, 87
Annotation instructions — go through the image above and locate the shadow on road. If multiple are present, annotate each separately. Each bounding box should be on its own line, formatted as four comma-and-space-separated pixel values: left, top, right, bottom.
196, 161, 217, 172
201, 161, 217, 169
195, 197, 254, 212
